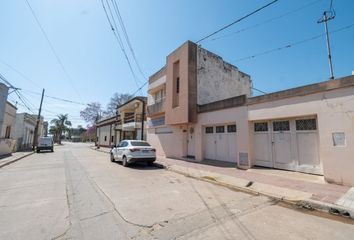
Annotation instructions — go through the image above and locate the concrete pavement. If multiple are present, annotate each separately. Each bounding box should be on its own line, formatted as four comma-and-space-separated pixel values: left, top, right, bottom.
92, 145, 354, 219
0, 151, 34, 168
0, 142, 353, 240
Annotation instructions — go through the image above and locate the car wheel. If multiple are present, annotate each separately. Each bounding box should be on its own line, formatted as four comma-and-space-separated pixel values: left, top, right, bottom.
147, 161, 154, 166
110, 153, 115, 162
36, 150, 40, 153
51, 148, 54, 152
122, 156, 128, 167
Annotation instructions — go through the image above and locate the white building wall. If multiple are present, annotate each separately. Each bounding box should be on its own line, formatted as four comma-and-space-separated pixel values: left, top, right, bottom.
1, 102, 17, 138
247, 86, 354, 186
196, 47, 252, 105
98, 125, 111, 147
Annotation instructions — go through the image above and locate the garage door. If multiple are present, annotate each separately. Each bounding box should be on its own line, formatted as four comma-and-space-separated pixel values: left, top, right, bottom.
203, 124, 237, 163
253, 118, 321, 175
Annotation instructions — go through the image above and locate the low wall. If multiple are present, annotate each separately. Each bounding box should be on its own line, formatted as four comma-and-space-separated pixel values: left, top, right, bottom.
0, 139, 17, 156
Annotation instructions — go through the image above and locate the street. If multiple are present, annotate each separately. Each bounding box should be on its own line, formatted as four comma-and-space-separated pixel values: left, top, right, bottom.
0, 143, 353, 240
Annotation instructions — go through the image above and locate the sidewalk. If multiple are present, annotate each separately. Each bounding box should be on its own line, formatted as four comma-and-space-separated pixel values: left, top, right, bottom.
0, 151, 34, 168
90, 146, 354, 219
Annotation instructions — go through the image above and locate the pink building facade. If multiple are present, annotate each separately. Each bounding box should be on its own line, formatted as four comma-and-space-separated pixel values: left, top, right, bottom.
147, 41, 354, 186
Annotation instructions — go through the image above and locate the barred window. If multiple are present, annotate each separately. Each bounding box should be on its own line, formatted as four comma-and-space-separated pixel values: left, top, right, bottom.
296, 119, 317, 131
273, 121, 290, 131
227, 125, 237, 133
254, 122, 268, 132
216, 126, 225, 133
205, 127, 213, 134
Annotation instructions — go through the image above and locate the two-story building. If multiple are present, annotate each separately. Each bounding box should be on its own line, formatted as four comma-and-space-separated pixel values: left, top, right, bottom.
147, 41, 251, 161
147, 40, 354, 186
96, 96, 147, 148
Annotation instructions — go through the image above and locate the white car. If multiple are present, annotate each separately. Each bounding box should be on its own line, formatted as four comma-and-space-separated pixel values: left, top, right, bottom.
110, 140, 156, 167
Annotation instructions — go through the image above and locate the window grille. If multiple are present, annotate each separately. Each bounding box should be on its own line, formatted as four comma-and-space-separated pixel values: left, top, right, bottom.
205, 127, 213, 134
296, 119, 317, 131
227, 125, 237, 133
216, 126, 225, 133
254, 122, 268, 132
273, 121, 290, 131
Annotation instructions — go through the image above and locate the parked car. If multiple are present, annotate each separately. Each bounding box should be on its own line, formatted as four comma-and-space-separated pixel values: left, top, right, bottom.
37, 137, 54, 153
110, 140, 156, 167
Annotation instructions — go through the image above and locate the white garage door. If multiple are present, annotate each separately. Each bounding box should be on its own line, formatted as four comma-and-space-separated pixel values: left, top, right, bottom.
203, 124, 237, 163
253, 118, 321, 175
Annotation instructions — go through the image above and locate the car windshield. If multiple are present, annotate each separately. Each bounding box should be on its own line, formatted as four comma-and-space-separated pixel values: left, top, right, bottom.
130, 141, 151, 146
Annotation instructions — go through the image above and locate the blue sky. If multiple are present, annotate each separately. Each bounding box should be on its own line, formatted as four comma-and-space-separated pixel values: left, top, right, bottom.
0, 0, 353, 127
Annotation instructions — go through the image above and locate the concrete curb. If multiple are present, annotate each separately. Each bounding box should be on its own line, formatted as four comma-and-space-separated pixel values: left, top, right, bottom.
163, 165, 354, 220
0, 152, 34, 169
89, 147, 354, 220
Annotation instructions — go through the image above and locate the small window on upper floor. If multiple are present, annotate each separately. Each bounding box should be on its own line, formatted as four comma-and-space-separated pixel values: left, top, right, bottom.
104, 136, 107, 141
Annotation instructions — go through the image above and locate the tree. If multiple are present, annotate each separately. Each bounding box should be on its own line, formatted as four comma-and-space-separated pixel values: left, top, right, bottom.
80, 102, 103, 124
104, 93, 133, 116
50, 114, 72, 144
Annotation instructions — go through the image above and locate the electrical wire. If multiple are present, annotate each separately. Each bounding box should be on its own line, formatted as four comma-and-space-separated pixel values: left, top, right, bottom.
0, 59, 42, 89
111, 0, 146, 79
232, 23, 354, 63
196, 0, 279, 43
21, 89, 88, 106
101, 0, 143, 93
24, 0, 83, 101
209, 0, 322, 42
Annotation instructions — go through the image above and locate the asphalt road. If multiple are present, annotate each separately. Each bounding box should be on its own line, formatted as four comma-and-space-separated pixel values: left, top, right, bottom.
0, 142, 353, 240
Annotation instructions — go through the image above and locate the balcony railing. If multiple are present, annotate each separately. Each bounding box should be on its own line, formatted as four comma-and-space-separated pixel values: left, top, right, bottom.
147, 100, 165, 116
124, 113, 142, 123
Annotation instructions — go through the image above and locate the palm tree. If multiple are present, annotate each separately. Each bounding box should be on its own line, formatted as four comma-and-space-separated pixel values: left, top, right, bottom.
50, 114, 72, 144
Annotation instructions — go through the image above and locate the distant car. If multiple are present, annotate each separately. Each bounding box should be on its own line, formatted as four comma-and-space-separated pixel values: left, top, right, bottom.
110, 140, 156, 167
37, 137, 54, 153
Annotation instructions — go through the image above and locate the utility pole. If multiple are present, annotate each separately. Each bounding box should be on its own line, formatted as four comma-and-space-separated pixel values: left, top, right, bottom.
140, 100, 145, 141
32, 88, 45, 151
318, 10, 335, 79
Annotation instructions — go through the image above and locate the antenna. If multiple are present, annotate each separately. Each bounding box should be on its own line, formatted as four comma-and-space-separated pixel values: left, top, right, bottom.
317, 0, 336, 79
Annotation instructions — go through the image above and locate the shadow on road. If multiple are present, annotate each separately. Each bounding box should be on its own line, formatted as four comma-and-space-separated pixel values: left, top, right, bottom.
112, 161, 164, 170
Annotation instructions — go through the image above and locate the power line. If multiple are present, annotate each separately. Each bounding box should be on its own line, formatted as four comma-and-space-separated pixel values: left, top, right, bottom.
0, 59, 42, 89
24, 0, 83, 100
21, 89, 88, 106
232, 23, 354, 63
209, 0, 322, 42
196, 0, 279, 43
0, 73, 36, 114
101, 0, 143, 93
130, 81, 148, 97
111, 0, 146, 79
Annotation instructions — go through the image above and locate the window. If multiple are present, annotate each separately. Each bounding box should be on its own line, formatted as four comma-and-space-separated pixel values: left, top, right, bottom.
254, 122, 268, 132
205, 127, 213, 134
111, 136, 114, 142
216, 126, 225, 133
296, 119, 317, 131
131, 141, 151, 146
273, 121, 290, 131
104, 136, 107, 141
227, 125, 237, 133
176, 77, 180, 94
4, 126, 11, 138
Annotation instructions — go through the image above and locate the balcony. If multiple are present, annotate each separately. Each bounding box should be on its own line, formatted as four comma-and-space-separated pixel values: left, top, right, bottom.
124, 113, 142, 123
147, 100, 165, 117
